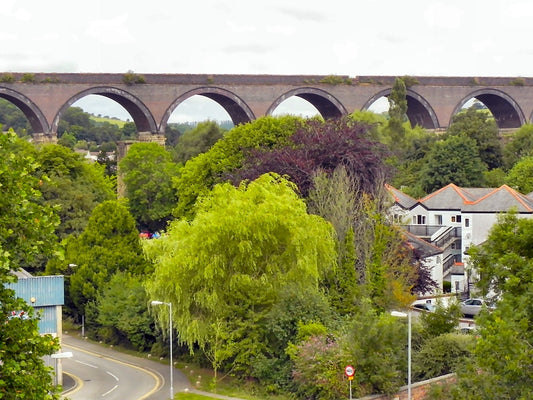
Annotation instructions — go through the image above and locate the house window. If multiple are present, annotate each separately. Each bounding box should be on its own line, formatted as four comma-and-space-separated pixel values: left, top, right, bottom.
435, 215, 443, 225
414, 215, 426, 224
451, 215, 462, 223
465, 218, 470, 227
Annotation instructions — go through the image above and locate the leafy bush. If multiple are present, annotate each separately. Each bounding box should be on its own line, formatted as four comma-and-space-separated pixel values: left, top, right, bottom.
122, 70, 146, 84
419, 299, 462, 338
0, 73, 15, 83
20, 73, 36, 83
412, 333, 474, 381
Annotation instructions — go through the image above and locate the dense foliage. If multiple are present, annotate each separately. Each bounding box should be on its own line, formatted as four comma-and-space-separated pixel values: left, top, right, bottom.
119, 142, 180, 231
173, 115, 303, 219
0, 131, 61, 398
434, 212, 533, 399
146, 174, 337, 382
232, 117, 391, 197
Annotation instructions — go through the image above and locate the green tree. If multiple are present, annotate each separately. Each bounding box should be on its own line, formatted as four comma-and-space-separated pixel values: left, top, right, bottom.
0, 98, 32, 135
173, 120, 225, 164
412, 333, 474, 381
55, 200, 149, 320
505, 155, 533, 193
308, 167, 422, 312
418, 300, 462, 339
35, 144, 115, 240
57, 131, 77, 148
385, 77, 408, 144
446, 107, 502, 170
502, 123, 533, 170
453, 212, 533, 398
121, 121, 137, 139
95, 271, 156, 350
145, 173, 336, 378
119, 142, 180, 231
420, 134, 487, 193
290, 303, 407, 399
0, 130, 61, 398
57, 107, 92, 138
173, 115, 303, 219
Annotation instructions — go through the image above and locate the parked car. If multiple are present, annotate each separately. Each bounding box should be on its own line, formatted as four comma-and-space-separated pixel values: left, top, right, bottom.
460, 298, 493, 317
412, 301, 436, 312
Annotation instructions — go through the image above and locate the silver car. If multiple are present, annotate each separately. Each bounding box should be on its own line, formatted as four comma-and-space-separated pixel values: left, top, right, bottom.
460, 298, 491, 317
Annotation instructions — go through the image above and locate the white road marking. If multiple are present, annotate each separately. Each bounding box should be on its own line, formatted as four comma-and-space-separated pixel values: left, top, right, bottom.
106, 371, 119, 381
102, 385, 118, 396
75, 360, 98, 368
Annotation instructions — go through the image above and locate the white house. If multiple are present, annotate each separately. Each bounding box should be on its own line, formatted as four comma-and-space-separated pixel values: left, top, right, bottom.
387, 183, 533, 296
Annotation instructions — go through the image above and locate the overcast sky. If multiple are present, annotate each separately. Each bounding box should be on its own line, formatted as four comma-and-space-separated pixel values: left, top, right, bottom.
2, 0, 532, 121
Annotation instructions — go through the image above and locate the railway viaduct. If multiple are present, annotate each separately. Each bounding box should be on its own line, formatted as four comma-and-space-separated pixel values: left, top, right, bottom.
1, 72, 533, 143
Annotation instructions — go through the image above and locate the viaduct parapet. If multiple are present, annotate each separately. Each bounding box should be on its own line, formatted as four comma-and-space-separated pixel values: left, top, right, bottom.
1, 73, 532, 142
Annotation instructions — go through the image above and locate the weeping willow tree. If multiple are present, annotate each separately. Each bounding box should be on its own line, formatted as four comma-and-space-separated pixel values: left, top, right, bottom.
145, 173, 337, 381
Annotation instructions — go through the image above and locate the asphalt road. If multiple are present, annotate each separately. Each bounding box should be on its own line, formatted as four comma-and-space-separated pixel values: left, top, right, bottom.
61, 334, 191, 400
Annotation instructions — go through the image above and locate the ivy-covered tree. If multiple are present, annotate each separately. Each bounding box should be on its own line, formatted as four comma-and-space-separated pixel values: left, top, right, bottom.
145, 174, 336, 380
0, 130, 61, 398
384, 77, 408, 145
119, 142, 180, 231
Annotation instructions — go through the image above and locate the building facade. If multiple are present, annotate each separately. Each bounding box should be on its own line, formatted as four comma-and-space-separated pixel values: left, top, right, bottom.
387, 184, 533, 295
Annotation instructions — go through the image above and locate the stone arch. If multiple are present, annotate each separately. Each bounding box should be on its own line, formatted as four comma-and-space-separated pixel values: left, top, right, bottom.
362, 88, 439, 129
267, 87, 346, 119
161, 87, 255, 130
51, 87, 158, 135
452, 89, 525, 129
0, 87, 49, 135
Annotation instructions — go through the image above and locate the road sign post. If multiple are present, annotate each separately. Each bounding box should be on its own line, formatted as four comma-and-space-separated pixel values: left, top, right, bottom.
345, 365, 355, 400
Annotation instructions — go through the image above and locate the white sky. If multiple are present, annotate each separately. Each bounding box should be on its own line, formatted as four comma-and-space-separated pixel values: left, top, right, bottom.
1, 0, 532, 121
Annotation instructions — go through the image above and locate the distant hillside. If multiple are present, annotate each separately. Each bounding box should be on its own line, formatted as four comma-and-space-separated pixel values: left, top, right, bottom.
90, 115, 128, 128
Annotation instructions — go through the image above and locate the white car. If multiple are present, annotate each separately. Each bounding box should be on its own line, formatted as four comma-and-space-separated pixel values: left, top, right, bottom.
460, 298, 492, 317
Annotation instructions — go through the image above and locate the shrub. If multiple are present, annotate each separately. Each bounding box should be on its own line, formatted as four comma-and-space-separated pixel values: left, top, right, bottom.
419, 299, 462, 338
122, 71, 146, 85
0, 73, 15, 83
412, 333, 475, 381
509, 78, 525, 86
20, 73, 36, 83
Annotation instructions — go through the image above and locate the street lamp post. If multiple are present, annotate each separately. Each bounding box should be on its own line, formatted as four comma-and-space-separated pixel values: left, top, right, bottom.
391, 310, 411, 400
151, 300, 173, 399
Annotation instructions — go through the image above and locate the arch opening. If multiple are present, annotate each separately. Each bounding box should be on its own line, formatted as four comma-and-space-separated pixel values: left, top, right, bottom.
0, 88, 49, 136
271, 96, 320, 118
162, 88, 255, 134
268, 88, 345, 120
52, 87, 157, 139
363, 89, 439, 129
453, 90, 524, 129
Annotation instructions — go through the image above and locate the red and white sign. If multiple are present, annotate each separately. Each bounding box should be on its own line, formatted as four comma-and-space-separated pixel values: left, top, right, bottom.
345, 365, 355, 378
